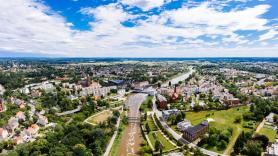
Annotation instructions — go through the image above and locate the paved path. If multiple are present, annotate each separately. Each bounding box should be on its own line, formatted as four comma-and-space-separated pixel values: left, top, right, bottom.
55, 105, 82, 116
104, 117, 121, 156
255, 119, 266, 133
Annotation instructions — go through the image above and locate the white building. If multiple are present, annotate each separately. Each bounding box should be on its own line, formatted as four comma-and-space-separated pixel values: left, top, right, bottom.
7, 117, 19, 132
0, 128, 9, 141
266, 113, 276, 123
37, 115, 48, 126
265, 141, 278, 156
177, 120, 192, 131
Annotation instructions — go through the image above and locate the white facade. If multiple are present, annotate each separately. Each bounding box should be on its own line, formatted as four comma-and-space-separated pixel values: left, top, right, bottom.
0, 128, 9, 141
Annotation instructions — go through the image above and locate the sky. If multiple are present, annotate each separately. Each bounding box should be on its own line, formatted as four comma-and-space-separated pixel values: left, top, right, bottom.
0, 0, 278, 57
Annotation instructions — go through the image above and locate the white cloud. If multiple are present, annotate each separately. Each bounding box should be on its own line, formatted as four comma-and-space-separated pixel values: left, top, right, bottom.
259, 29, 278, 41
120, 0, 166, 11
0, 0, 277, 57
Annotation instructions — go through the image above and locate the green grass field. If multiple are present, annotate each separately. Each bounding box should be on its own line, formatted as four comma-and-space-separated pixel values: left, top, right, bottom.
109, 119, 127, 156
140, 96, 154, 112
147, 131, 176, 151
146, 116, 157, 131
258, 126, 277, 142
186, 106, 254, 154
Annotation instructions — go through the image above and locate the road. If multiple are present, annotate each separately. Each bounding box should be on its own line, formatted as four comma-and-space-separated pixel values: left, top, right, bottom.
117, 93, 147, 156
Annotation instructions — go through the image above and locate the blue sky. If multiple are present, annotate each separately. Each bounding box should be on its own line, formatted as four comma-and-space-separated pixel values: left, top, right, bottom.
0, 0, 277, 57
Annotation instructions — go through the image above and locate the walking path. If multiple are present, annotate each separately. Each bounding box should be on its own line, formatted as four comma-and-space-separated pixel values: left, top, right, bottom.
255, 119, 266, 133
55, 105, 82, 116
104, 117, 121, 156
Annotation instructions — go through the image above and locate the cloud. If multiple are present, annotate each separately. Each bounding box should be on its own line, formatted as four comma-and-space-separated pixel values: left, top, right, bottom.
259, 29, 278, 41
120, 0, 166, 11
0, 0, 277, 57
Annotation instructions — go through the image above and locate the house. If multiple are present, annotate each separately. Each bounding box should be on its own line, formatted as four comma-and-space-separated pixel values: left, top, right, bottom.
266, 113, 276, 123
0, 128, 9, 141
26, 124, 39, 136
156, 94, 167, 109
13, 136, 24, 144
7, 117, 19, 132
183, 121, 209, 142
0, 99, 5, 112
31, 89, 42, 97
37, 115, 48, 126
16, 111, 26, 121
265, 141, 278, 156
162, 109, 180, 120
225, 98, 240, 106
177, 120, 192, 131
133, 81, 149, 90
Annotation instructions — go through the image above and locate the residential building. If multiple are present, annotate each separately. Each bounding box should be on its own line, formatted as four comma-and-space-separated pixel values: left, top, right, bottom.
0, 99, 5, 112
156, 94, 167, 109
162, 109, 180, 120
7, 117, 19, 132
225, 98, 240, 106
177, 120, 192, 131
265, 141, 278, 156
266, 113, 276, 123
37, 115, 48, 126
16, 111, 26, 121
13, 136, 24, 144
183, 121, 209, 142
0, 128, 9, 141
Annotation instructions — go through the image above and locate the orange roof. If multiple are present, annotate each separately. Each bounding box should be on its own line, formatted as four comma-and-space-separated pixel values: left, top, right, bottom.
16, 111, 24, 117
31, 124, 39, 129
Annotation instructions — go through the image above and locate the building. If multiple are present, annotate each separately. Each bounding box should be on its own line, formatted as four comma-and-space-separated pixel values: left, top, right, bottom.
0, 128, 9, 141
37, 115, 48, 126
177, 120, 192, 131
133, 81, 149, 90
266, 113, 276, 123
225, 98, 240, 106
265, 141, 278, 156
16, 111, 26, 121
31, 89, 42, 97
0, 99, 5, 112
156, 94, 167, 109
13, 136, 24, 144
162, 109, 180, 120
7, 117, 19, 132
183, 121, 209, 142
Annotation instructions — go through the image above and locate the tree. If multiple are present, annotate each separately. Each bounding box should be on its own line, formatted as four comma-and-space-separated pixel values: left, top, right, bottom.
0, 142, 3, 152
145, 123, 150, 134
193, 148, 205, 156
155, 140, 163, 152
73, 144, 91, 156
253, 134, 269, 149
234, 116, 242, 124
243, 141, 263, 156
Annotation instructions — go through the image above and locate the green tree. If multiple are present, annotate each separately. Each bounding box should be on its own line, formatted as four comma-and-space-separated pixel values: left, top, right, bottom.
243, 141, 263, 156
73, 144, 91, 156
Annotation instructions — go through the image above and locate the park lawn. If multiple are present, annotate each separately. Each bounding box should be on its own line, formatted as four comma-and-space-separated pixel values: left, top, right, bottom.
86, 110, 113, 125
147, 131, 176, 151
186, 106, 252, 154
109, 120, 127, 156
140, 96, 154, 112
258, 127, 277, 142
146, 116, 157, 131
